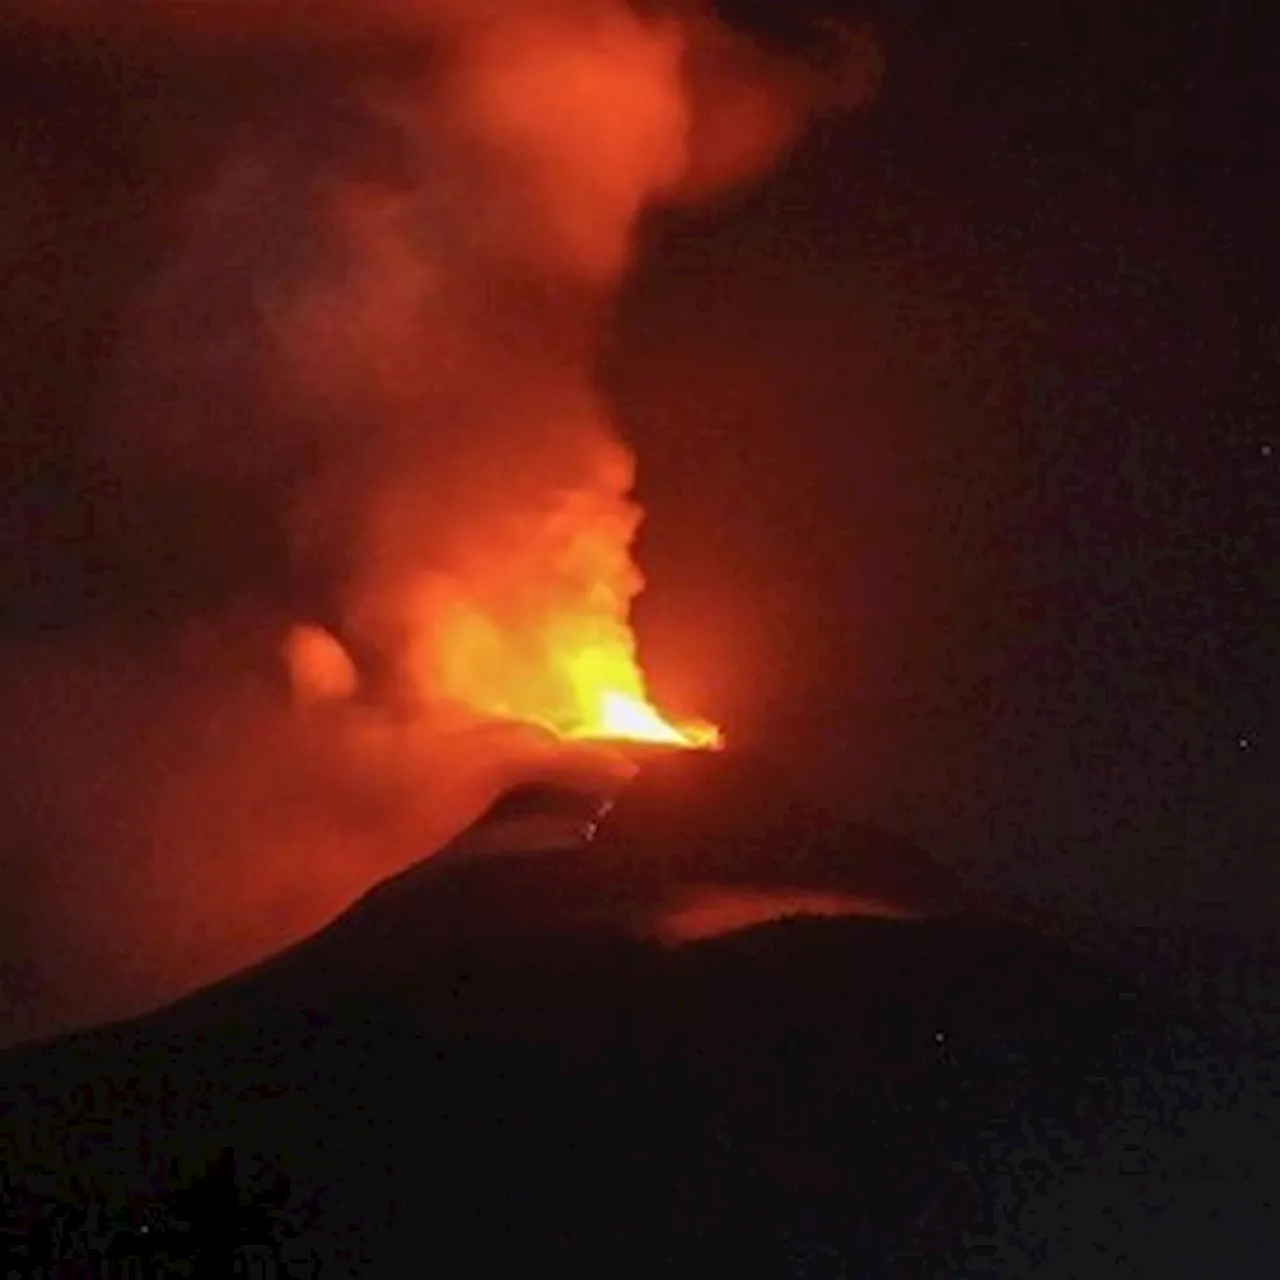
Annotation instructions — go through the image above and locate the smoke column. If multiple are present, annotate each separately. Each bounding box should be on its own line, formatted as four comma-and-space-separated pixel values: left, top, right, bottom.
95, 0, 877, 735
0, 0, 879, 1041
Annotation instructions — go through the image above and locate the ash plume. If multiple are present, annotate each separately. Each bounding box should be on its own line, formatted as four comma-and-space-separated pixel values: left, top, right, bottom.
91, 0, 879, 727
0, 0, 879, 1041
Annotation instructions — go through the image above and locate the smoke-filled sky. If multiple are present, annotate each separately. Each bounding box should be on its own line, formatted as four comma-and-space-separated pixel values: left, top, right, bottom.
0, 0, 1275, 1041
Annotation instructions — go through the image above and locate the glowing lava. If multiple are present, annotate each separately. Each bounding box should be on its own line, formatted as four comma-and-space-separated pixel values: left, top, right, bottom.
285, 619, 722, 752
576, 689, 723, 751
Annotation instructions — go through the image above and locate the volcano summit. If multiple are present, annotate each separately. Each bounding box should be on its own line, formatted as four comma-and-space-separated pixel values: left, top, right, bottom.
0, 748, 1208, 1279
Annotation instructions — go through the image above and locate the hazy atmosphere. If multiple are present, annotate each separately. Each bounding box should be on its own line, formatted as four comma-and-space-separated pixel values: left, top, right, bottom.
0, 0, 1274, 1043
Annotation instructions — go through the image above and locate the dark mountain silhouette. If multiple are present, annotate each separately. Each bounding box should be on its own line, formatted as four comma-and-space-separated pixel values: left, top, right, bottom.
0, 749, 1228, 1277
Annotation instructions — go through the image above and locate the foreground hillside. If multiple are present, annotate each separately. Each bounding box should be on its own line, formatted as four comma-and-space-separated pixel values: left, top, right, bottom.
0, 752, 1260, 1277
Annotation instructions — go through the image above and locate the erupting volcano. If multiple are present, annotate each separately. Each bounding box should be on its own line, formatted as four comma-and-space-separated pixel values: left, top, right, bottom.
255, 0, 868, 760
0, 0, 876, 1047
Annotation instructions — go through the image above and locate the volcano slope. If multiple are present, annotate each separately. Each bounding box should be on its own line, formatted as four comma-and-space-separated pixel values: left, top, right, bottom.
0, 750, 1248, 1278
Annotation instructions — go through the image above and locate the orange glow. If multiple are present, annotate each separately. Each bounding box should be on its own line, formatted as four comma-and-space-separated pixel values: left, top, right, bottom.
283, 624, 359, 706
410, 589, 725, 752
573, 689, 723, 751
383, 458, 725, 754
649, 887, 928, 946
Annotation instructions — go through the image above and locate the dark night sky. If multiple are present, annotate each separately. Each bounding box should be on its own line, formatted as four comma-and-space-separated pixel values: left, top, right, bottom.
0, 0, 1275, 1037
620, 0, 1276, 936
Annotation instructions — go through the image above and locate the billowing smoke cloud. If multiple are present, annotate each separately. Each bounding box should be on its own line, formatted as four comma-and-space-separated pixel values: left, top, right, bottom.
0, 0, 879, 1042
92, 0, 879, 730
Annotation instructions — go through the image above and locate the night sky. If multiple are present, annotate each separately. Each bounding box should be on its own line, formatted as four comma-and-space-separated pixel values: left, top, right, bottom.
620, 0, 1276, 937
0, 0, 1275, 1040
